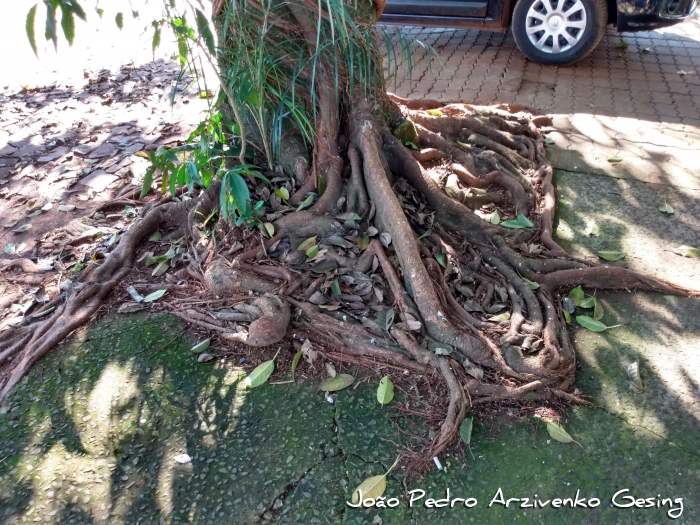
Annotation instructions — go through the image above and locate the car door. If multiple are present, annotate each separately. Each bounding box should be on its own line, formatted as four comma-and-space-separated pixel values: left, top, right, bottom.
383, 0, 489, 18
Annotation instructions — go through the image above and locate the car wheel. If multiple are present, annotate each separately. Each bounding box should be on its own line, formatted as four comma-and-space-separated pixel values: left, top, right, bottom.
511, 0, 608, 65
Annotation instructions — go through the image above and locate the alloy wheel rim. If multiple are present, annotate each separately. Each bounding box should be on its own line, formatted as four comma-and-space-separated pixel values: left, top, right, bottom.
525, 0, 587, 54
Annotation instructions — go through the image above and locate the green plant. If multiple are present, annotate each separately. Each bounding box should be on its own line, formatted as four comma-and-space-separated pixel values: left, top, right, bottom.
138, 110, 271, 227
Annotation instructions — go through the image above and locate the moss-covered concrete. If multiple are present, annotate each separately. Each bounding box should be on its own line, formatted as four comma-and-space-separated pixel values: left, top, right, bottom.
0, 315, 346, 524
1, 311, 698, 524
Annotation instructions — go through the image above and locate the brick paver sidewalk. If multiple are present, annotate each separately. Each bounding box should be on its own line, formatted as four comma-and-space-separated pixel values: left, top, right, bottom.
384, 13, 700, 125
384, 12, 700, 192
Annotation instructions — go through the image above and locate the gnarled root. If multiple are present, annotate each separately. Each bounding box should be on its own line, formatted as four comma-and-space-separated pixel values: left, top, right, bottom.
1, 88, 697, 487
0, 182, 221, 400
223, 294, 290, 347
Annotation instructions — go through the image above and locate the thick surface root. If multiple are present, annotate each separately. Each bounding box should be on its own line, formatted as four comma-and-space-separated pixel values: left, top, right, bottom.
223, 294, 290, 347
2, 94, 696, 481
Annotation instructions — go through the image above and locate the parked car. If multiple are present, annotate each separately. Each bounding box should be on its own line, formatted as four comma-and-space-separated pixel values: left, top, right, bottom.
379, 0, 697, 65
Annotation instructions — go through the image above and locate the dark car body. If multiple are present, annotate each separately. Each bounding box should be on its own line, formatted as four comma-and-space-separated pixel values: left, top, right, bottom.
380, 0, 696, 33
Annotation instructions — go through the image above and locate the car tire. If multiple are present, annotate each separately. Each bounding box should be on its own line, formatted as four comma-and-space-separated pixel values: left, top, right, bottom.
511, 0, 608, 65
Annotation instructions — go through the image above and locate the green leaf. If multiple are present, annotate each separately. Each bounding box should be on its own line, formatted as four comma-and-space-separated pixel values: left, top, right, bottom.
305, 245, 319, 259
142, 289, 167, 303
96, 8, 104, 18
579, 296, 596, 309
319, 374, 355, 392
568, 285, 585, 306
607, 157, 623, 163
598, 250, 625, 261
148, 231, 162, 242
659, 202, 674, 214
115, 12, 124, 30
673, 245, 700, 258
593, 300, 604, 321
312, 260, 338, 274
244, 350, 279, 389
544, 136, 556, 145
31, 306, 56, 318
377, 376, 394, 406
336, 212, 362, 222
585, 223, 600, 236
228, 171, 251, 217
45, 2, 58, 49
417, 229, 432, 240
291, 350, 302, 374
546, 422, 574, 443
426, 109, 443, 116
500, 213, 534, 229
490, 209, 501, 225
152, 261, 169, 277
195, 8, 215, 55
435, 253, 447, 268
296, 194, 314, 211
70, 0, 87, 20
275, 187, 289, 201
351, 475, 387, 504
13, 224, 32, 233
331, 279, 341, 296
488, 312, 511, 322
297, 236, 317, 252
376, 309, 395, 331
140, 168, 154, 199
177, 34, 187, 67
576, 315, 618, 332
263, 222, 275, 237
60, 5, 75, 46
521, 276, 540, 290
26, 5, 38, 58
356, 236, 369, 250
326, 236, 347, 250
459, 416, 473, 446
152, 25, 161, 53
351, 457, 400, 504
190, 339, 210, 354
615, 41, 629, 49
5, 242, 26, 255
142, 254, 162, 267
563, 310, 571, 324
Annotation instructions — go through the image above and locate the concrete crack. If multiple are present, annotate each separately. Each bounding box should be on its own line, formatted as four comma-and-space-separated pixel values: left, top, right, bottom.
333, 398, 351, 524
262, 403, 346, 523
260, 457, 326, 522
596, 406, 700, 461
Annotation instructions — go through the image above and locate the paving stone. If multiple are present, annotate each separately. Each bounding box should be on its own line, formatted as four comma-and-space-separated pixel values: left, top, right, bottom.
36, 146, 70, 163
88, 142, 117, 159
79, 170, 118, 191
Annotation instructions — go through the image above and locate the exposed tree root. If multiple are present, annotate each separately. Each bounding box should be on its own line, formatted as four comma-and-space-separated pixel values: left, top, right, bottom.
0, 259, 52, 273
2, 11, 698, 483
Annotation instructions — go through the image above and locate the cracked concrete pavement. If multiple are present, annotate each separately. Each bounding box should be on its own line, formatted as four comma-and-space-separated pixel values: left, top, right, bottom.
2, 313, 699, 524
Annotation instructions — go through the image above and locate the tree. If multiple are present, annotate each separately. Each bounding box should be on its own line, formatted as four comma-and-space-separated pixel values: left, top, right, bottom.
5, 0, 696, 474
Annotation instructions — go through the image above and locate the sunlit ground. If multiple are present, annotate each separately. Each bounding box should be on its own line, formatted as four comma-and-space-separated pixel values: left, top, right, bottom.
0, 1, 177, 91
